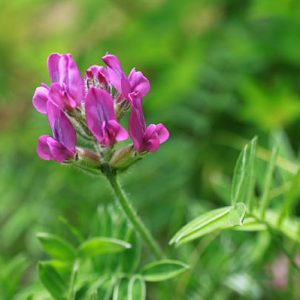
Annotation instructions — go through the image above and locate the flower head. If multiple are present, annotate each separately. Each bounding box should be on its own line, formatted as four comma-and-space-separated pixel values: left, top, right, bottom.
34, 52, 169, 172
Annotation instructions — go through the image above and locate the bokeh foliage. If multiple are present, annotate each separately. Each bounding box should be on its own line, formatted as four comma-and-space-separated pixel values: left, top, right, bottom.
1, 0, 300, 299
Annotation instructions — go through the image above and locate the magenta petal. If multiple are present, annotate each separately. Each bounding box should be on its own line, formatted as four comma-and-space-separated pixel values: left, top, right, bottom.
61, 54, 84, 104
85, 87, 127, 146
32, 85, 49, 114
37, 135, 74, 163
144, 124, 157, 140
47, 101, 76, 152
85, 65, 101, 79
143, 125, 160, 152
85, 87, 115, 123
85, 87, 116, 144
102, 53, 122, 73
48, 53, 84, 106
37, 135, 52, 160
48, 53, 61, 83
102, 53, 130, 95
121, 73, 131, 97
47, 137, 75, 163
107, 120, 128, 142
100, 120, 128, 147
155, 123, 169, 144
129, 94, 146, 152
145, 137, 160, 152
48, 83, 68, 110
106, 68, 122, 93
128, 68, 150, 97
142, 124, 169, 152
85, 65, 109, 87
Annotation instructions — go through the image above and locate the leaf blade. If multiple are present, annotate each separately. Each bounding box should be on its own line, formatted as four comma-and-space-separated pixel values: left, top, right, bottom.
141, 260, 189, 282
38, 262, 66, 300
37, 232, 76, 261
231, 137, 257, 206
128, 276, 146, 300
170, 203, 246, 246
78, 237, 131, 258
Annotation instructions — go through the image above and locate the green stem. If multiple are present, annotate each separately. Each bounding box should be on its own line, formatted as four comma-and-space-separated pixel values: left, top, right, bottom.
107, 174, 164, 259
68, 259, 79, 300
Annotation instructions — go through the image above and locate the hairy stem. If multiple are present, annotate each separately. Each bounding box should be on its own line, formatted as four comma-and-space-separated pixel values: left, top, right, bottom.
107, 174, 164, 259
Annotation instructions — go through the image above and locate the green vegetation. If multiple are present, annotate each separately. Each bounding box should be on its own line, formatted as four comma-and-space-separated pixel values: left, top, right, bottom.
1, 0, 300, 299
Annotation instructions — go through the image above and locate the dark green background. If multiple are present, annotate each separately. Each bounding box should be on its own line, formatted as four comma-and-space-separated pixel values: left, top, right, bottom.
1, 0, 300, 299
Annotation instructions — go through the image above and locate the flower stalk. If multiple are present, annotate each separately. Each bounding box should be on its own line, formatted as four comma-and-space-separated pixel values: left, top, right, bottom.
33, 52, 169, 259
106, 174, 164, 259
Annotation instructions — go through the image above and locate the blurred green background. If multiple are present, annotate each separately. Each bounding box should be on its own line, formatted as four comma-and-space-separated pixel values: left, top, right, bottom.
1, 0, 300, 299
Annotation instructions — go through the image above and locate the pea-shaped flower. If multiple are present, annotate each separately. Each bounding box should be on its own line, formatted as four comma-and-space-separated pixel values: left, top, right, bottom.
37, 102, 76, 162
102, 53, 150, 103
33, 53, 84, 113
129, 93, 169, 153
85, 87, 128, 147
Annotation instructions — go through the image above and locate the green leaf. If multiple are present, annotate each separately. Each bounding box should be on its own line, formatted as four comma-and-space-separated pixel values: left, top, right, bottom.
128, 276, 146, 300
78, 237, 131, 257
38, 262, 66, 300
37, 232, 76, 261
141, 260, 189, 282
170, 203, 246, 246
170, 206, 231, 245
121, 228, 141, 273
231, 137, 257, 206
87, 276, 116, 300
44, 260, 72, 280
67, 260, 79, 300
113, 277, 129, 300
228, 203, 247, 226
59, 217, 84, 243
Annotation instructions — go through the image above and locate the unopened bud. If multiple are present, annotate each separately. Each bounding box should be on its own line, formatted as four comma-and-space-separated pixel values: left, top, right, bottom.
75, 148, 102, 169
67, 110, 95, 141
115, 99, 131, 120
110, 145, 140, 171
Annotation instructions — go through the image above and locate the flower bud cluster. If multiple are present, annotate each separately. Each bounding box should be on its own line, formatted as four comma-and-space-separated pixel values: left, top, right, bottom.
33, 53, 169, 175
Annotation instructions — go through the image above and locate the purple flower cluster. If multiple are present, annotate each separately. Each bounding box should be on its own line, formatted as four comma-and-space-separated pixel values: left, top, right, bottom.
33, 53, 169, 172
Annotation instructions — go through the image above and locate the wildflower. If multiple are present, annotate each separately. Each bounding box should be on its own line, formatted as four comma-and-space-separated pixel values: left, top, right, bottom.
85, 87, 128, 147
34, 52, 169, 171
37, 102, 76, 162
33, 53, 84, 113
102, 53, 150, 102
129, 93, 169, 153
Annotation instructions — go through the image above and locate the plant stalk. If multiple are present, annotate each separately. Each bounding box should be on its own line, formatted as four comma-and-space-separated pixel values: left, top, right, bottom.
107, 174, 164, 259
